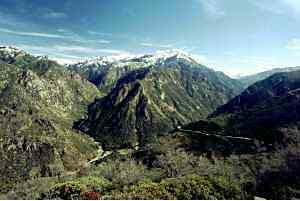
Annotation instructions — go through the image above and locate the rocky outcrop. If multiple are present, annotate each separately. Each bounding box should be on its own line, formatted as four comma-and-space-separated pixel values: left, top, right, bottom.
0, 49, 101, 192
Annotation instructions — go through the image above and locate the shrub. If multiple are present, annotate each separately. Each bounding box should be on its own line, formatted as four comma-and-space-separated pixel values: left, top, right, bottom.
255, 147, 300, 199
107, 179, 175, 200
89, 158, 162, 188
106, 174, 244, 200
82, 191, 101, 200
45, 176, 111, 199
0, 177, 63, 200
162, 175, 220, 200
47, 181, 83, 200
153, 149, 201, 177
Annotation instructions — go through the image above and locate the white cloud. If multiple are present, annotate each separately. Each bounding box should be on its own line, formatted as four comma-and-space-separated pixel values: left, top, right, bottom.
88, 31, 114, 37
158, 44, 173, 48
53, 45, 128, 55
44, 12, 67, 19
282, 0, 300, 14
252, 1, 284, 15
252, 0, 300, 16
140, 43, 154, 47
195, 0, 225, 19
0, 28, 67, 39
56, 28, 74, 35
88, 30, 139, 42
140, 42, 173, 49
96, 39, 111, 44
14, 44, 130, 64
287, 38, 300, 50
0, 27, 112, 45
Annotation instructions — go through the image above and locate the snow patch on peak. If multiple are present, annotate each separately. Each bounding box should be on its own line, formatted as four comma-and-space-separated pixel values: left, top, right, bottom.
73, 53, 136, 69
72, 49, 204, 70
0, 46, 24, 55
151, 49, 201, 65
0, 46, 29, 62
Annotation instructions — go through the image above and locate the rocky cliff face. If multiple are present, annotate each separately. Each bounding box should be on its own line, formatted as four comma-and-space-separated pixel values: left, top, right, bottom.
75, 55, 243, 150
0, 47, 101, 191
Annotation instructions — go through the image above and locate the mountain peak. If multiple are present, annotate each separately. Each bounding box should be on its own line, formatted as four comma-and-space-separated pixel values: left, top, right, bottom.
153, 49, 197, 61
0, 46, 25, 57
71, 49, 202, 71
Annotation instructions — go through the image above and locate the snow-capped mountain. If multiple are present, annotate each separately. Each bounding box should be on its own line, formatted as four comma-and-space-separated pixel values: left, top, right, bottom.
68, 49, 202, 70
0, 46, 49, 65
67, 49, 210, 93
0, 46, 26, 60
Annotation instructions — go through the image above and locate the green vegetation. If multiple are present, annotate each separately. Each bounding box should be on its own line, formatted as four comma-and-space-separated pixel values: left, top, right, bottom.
107, 174, 243, 200
45, 176, 111, 200
0, 50, 101, 192
76, 63, 242, 150
1, 47, 300, 200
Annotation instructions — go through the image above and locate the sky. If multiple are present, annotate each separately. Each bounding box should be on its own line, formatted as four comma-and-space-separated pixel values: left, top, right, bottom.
0, 0, 300, 77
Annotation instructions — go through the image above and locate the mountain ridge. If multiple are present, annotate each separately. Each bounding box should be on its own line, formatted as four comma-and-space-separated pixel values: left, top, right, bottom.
0, 47, 102, 191
238, 66, 300, 87
74, 54, 243, 150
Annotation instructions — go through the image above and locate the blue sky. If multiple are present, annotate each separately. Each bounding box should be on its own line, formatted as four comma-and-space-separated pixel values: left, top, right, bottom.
0, 0, 300, 76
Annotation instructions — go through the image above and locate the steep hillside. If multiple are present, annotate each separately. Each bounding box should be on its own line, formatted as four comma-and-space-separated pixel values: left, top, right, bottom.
207, 70, 300, 148
168, 70, 300, 157
0, 46, 36, 66
68, 53, 163, 93
0, 47, 101, 192
75, 53, 243, 150
69, 50, 243, 95
172, 71, 300, 198
239, 66, 300, 87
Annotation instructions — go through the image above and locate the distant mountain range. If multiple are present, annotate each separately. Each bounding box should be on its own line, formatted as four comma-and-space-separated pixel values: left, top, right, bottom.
238, 66, 300, 87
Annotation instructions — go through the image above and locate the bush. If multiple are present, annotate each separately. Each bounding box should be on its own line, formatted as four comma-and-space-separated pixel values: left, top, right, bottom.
0, 177, 63, 200
107, 179, 174, 200
81, 191, 102, 200
153, 149, 203, 177
255, 147, 300, 199
47, 181, 83, 200
89, 158, 162, 187
106, 174, 244, 200
45, 176, 111, 199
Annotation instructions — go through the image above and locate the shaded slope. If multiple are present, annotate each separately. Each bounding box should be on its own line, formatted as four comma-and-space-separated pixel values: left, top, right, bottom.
170, 71, 300, 155
208, 70, 300, 148
75, 60, 243, 150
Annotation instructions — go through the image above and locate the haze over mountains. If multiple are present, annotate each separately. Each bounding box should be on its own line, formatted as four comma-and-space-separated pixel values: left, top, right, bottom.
238, 66, 300, 87
1, 46, 300, 199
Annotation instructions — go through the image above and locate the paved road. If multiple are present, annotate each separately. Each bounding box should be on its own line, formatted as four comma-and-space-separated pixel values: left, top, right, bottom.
177, 128, 253, 141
